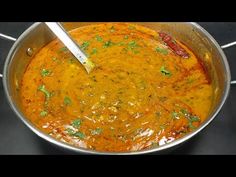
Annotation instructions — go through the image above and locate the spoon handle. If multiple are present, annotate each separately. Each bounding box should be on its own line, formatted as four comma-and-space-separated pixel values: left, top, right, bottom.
45, 22, 95, 73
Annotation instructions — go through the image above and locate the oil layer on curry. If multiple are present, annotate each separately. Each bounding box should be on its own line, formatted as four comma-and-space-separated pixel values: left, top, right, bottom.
20, 23, 213, 152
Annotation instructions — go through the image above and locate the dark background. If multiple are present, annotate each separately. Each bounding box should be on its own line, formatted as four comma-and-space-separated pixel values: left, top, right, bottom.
0, 22, 235, 154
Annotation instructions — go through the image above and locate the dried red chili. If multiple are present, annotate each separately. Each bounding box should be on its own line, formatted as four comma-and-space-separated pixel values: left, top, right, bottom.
159, 32, 190, 59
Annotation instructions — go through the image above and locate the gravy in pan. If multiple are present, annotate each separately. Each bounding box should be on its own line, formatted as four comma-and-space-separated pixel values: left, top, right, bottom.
20, 23, 213, 152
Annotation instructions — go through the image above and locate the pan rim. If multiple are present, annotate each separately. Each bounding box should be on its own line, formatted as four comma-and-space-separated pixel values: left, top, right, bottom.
2, 22, 231, 155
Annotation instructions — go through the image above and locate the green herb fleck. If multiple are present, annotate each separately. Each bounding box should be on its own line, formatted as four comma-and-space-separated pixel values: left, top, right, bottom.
38, 85, 51, 100
190, 116, 200, 122
40, 110, 48, 117
66, 128, 75, 135
41, 69, 51, 77
117, 42, 125, 46
64, 96, 72, 106
172, 112, 179, 119
59, 47, 68, 52
73, 131, 85, 139
160, 66, 172, 76
103, 40, 113, 48
188, 122, 196, 130
179, 109, 200, 130
81, 41, 90, 50
91, 48, 97, 55
124, 35, 129, 39
66, 128, 85, 139
91, 128, 102, 135
95, 35, 103, 42
128, 41, 138, 49
72, 118, 81, 128
180, 109, 189, 116
156, 47, 168, 55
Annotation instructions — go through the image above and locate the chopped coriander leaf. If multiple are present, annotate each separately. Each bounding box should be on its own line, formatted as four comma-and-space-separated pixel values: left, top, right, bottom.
91, 128, 102, 135
190, 116, 200, 122
180, 109, 189, 116
95, 35, 103, 42
81, 41, 90, 50
128, 41, 138, 49
160, 66, 172, 76
64, 96, 72, 105
156, 47, 168, 55
41, 69, 51, 77
117, 42, 125, 46
59, 47, 68, 52
66, 128, 75, 135
40, 110, 48, 117
124, 35, 129, 39
91, 48, 97, 55
172, 112, 179, 119
38, 85, 51, 100
73, 131, 85, 139
72, 118, 81, 128
179, 108, 200, 129
103, 40, 113, 48
188, 122, 196, 130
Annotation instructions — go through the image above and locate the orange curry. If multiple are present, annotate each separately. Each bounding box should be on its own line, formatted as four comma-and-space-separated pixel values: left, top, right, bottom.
20, 23, 213, 152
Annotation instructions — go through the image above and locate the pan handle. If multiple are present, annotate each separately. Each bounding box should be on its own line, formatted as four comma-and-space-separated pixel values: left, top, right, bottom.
221, 42, 236, 85
0, 33, 17, 78
0, 33, 17, 42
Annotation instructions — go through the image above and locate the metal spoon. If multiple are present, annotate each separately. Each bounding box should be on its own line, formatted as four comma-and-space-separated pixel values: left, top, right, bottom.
45, 22, 95, 73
